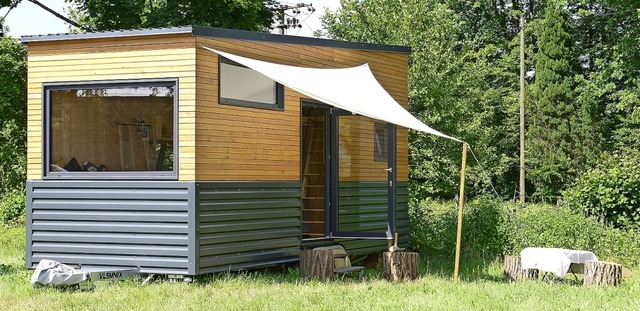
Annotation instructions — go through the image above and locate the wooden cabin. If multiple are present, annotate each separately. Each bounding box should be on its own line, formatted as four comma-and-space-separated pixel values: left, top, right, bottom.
22, 26, 411, 275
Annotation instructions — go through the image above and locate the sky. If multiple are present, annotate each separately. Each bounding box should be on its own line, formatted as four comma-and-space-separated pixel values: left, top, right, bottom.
0, 0, 340, 38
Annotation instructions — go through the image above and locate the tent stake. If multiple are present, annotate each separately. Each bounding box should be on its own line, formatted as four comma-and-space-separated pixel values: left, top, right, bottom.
454, 142, 468, 282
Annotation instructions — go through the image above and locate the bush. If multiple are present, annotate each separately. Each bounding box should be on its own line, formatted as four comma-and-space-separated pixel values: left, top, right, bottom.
502, 205, 604, 255
502, 204, 640, 268
409, 199, 640, 267
0, 191, 26, 227
563, 153, 640, 229
409, 196, 508, 261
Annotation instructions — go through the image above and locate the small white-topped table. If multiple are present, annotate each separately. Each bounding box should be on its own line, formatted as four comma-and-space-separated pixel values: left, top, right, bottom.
520, 247, 598, 278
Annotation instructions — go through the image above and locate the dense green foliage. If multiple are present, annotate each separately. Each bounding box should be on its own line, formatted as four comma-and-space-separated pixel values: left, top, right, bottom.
0, 37, 26, 194
410, 198, 640, 267
0, 190, 25, 227
564, 153, 640, 229
321, 0, 521, 201
528, 1, 592, 199
66, 0, 273, 31
504, 204, 640, 267
321, 0, 640, 203
410, 197, 507, 261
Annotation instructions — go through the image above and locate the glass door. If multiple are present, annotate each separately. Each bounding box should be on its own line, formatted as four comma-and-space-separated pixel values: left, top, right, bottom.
330, 110, 396, 239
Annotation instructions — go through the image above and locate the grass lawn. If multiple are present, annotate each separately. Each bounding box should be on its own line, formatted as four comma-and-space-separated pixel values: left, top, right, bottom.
2, 227, 640, 311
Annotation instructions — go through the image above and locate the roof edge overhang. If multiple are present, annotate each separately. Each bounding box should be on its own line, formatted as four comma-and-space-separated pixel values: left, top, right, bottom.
20, 26, 193, 43
191, 26, 410, 53
20, 25, 410, 53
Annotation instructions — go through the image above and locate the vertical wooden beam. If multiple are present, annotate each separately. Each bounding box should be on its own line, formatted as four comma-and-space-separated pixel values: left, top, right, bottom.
454, 142, 468, 282
519, 16, 526, 207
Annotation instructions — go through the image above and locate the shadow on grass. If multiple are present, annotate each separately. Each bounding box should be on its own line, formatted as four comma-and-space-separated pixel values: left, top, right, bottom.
0, 263, 21, 276
419, 254, 584, 286
419, 254, 506, 283
186, 254, 505, 286
148, 254, 583, 287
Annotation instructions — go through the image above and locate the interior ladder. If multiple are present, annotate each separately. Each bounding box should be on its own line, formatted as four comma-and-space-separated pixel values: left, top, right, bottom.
301, 118, 325, 238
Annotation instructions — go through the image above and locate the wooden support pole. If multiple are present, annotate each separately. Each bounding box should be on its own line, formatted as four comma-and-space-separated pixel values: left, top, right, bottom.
453, 142, 468, 282
519, 15, 526, 207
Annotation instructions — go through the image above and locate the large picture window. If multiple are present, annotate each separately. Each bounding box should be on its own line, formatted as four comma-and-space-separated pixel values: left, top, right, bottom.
45, 80, 177, 179
219, 56, 284, 110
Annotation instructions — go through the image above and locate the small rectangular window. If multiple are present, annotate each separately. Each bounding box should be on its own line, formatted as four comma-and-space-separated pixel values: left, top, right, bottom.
45, 80, 177, 179
218, 56, 284, 110
374, 123, 388, 162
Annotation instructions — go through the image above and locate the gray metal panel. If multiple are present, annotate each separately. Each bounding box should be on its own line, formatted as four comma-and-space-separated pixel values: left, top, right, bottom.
336, 181, 389, 234
32, 232, 187, 245
32, 200, 188, 211
196, 181, 301, 273
26, 181, 34, 268
395, 182, 410, 246
26, 181, 193, 275
187, 182, 199, 275
335, 181, 410, 255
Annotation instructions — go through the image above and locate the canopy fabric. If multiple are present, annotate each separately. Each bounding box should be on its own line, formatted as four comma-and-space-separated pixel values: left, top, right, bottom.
202, 46, 460, 142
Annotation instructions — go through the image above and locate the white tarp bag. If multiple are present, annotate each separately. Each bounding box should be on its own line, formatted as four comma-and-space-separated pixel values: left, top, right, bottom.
30, 259, 88, 287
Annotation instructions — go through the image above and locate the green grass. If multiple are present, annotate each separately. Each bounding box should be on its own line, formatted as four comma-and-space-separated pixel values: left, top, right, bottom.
2, 227, 640, 311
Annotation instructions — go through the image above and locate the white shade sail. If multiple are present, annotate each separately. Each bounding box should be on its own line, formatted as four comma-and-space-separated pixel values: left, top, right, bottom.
202, 46, 460, 142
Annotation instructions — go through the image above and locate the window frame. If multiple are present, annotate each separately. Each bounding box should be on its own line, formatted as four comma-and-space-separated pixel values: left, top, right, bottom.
218, 55, 285, 111
373, 122, 389, 162
42, 78, 179, 180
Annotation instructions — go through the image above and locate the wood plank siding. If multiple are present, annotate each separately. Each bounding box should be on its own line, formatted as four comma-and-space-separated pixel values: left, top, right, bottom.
25, 34, 197, 181
25, 31, 408, 182
194, 37, 409, 182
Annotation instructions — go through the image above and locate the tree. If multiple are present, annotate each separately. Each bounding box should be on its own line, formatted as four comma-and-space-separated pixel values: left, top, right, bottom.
527, 0, 588, 200
321, 0, 522, 200
66, 0, 274, 32
0, 36, 27, 193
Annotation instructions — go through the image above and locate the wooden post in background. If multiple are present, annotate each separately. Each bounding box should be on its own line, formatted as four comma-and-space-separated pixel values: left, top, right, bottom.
519, 15, 526, 208
454, 142, 468, 282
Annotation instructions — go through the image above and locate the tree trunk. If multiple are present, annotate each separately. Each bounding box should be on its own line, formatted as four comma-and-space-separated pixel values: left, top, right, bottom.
383, 252, 419, 281
584, 260, 622, 286
504, 255, 538, 281
300, 249, 334, 281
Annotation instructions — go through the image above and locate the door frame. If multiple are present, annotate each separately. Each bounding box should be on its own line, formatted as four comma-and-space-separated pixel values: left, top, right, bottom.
300, 100, 332, 239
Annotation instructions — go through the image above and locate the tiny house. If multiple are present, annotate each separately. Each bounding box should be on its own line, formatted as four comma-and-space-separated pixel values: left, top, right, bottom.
22, 26, 415, 275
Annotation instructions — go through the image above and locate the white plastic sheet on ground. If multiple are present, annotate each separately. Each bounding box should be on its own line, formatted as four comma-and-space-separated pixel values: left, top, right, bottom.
30, 259, 87, 287
202, 46, 460, 142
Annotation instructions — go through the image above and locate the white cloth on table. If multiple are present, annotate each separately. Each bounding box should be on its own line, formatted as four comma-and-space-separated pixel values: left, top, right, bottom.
520, 247, 598, 278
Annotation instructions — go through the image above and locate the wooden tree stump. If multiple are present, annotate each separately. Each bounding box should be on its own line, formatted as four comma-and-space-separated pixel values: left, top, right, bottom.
300, 249, 334, 281
584, 260, 622, 286
504, 255, 538, 281
383, 252, 419, 281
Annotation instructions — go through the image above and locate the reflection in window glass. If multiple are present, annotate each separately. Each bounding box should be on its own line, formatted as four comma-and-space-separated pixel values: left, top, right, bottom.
219, 57, 283, 109
48, 83, 175, 175
374, 123, 388, 162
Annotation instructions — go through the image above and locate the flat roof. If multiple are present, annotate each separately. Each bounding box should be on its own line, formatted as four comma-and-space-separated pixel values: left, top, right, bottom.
20, 26, 410, 53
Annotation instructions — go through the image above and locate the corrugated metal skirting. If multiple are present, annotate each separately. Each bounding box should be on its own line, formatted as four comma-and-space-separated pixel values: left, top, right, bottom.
196, 182, 301, 274
26, 181, 194, 275
302, 181, 410, 255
